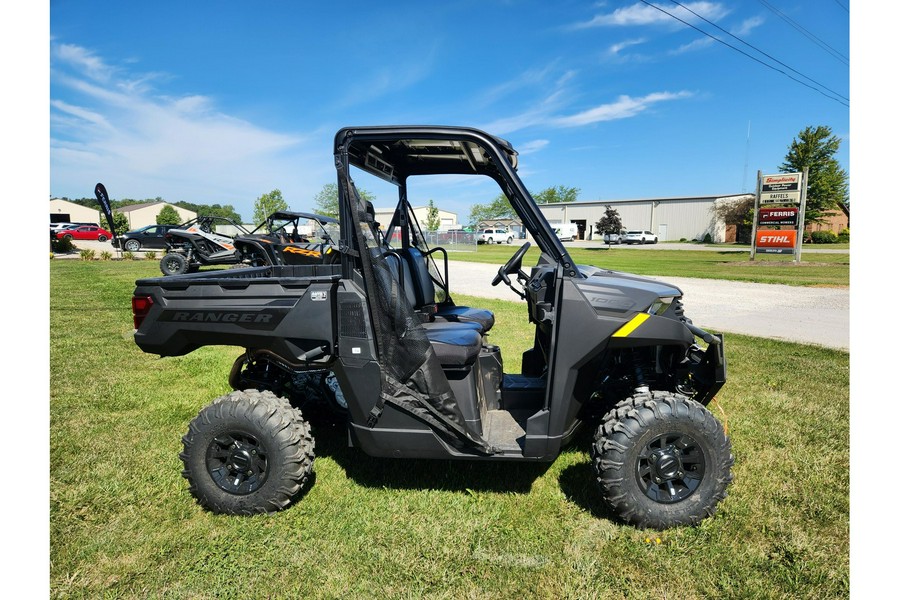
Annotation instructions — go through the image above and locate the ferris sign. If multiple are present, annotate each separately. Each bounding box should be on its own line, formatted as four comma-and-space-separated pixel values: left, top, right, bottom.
759, 207, 799, 226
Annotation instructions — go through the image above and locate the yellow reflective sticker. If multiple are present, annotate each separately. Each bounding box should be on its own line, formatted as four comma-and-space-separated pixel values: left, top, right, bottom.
612, 313, 650, 337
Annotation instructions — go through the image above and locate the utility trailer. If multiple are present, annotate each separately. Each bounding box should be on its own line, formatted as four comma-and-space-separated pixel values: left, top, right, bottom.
131, 126, 731, 528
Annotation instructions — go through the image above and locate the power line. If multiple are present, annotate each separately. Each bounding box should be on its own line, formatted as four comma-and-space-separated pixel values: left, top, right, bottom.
832, 0, 849, 13
669, 0, 848, 102
636, 1, 849, 107
757, 0, 849, 65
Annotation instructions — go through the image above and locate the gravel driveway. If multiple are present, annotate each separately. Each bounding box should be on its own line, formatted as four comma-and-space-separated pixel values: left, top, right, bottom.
447, 260, 849, 351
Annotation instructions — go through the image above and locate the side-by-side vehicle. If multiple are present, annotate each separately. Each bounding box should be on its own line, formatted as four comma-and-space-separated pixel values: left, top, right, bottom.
131, 126, 731, 529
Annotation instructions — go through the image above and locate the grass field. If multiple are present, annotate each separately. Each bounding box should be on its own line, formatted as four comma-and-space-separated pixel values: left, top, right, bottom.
446, 245, 849, 288
50, 260, 849, 598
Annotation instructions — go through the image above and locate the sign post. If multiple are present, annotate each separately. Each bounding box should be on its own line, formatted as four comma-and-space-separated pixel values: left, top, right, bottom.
751, 171, 805, 260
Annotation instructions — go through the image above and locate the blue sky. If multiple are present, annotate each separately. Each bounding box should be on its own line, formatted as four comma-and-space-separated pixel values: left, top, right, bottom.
46, 1, 850, 223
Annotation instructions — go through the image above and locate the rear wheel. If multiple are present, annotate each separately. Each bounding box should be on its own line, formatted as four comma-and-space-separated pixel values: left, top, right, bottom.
507, 236, 513, 244
591, 391, 733, 529
160, 252, 189, 276
179, 390, 315, 515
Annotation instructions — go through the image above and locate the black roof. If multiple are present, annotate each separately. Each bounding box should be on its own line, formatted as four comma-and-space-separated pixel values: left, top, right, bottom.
334, 126, 519, 183
266, 211, 338, 224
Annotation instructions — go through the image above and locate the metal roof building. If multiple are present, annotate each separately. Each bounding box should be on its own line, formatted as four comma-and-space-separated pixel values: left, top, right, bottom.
535, 193, 753, 243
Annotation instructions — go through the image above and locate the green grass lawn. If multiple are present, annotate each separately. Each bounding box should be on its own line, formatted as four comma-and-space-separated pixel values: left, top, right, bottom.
50, 260, 849, 598
447, 245, 849, 288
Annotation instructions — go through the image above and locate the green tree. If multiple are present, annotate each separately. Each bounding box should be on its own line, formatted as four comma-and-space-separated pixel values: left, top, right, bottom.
156, 205, 182, 225
174, 201, 242, 223
253, 189, 289, 225
469, 193, 515, 227
780, 125, 849, 225
533, 185, 580, 204
107, 211, 130, 235
425, 199, 441, 231
595, 205, 624, 234
312, 183, 375, 219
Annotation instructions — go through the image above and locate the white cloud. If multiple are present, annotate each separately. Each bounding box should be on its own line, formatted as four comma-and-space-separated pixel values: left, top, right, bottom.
607, 38, 647, 56
49, 42, 325, 216
552, 91, 693, 127
517, 139, 550, 155
571, 2, 729, 29
478, 88, 693, 135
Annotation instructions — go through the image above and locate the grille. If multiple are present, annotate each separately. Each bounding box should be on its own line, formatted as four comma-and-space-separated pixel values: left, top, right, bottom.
339, 300, 367, 338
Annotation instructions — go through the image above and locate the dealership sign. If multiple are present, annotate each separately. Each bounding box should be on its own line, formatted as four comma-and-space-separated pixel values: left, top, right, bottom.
755, 229, 796, 254
760, 172, 802, 204
759, 207, 799, 226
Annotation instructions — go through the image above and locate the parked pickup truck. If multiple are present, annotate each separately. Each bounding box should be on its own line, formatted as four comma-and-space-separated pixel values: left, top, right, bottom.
130, 125, 730, 529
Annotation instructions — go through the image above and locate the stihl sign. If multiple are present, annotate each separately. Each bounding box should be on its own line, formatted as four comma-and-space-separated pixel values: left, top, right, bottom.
756, 229, 796, 253
759, 207, 799, 226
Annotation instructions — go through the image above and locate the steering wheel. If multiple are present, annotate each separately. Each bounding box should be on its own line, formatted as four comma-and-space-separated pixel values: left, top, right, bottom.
492, 242, 531, 287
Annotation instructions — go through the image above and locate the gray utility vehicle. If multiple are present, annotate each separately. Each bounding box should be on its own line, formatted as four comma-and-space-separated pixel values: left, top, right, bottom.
160, 216, 250, 276
131, 126, 731, 529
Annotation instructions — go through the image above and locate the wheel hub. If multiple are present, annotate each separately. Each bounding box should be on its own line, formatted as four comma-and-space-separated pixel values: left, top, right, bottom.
650, 450, 683, 481
637, 433, 706, 504
206, 432, 268, 495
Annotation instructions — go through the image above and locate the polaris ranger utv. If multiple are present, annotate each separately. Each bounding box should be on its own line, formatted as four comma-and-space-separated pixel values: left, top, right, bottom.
131, 126, 731, 529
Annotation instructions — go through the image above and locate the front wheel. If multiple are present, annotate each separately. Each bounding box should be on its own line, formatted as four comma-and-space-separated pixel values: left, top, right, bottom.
591, 391, 733, 529
124, 239, 141, 252
507, 237, 513, 244
98, 234, 108, 242
160, 252, 189, 276
179, 390, 315, 515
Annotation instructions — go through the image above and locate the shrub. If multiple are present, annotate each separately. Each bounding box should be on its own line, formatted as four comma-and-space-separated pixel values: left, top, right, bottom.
702, 233, 713, 244
79, 249, 96, 261
50, 253, 55, 260
52, 237, 74, 254
145, 251, 157, 260
122, 251, 135, 261
837, 228, 849, 242
100, 251, 113, 260
810, 230, 839, 244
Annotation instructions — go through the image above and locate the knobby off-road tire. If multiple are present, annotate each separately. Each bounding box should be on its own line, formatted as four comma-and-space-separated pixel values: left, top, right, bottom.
179, 389, 315, 515
591, 391, 733, 530
160, 252, 189, 276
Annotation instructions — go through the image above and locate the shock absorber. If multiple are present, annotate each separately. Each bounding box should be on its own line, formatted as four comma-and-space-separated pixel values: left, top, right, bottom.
632, 348, 650, 395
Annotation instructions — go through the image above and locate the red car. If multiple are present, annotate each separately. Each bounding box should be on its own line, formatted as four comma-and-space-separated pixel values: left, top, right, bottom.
56, 225, 113, 242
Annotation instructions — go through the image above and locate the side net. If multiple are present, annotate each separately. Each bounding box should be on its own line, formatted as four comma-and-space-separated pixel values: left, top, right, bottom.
342, 175, 492, 453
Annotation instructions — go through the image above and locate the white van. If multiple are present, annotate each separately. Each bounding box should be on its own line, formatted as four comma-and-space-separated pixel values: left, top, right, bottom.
553, 223, 578, 242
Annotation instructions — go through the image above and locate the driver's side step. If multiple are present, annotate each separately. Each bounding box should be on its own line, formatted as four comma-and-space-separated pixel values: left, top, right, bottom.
483, 409, 529, 453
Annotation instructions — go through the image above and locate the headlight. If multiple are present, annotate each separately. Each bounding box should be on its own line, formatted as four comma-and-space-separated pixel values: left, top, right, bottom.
648, 296, 675, 315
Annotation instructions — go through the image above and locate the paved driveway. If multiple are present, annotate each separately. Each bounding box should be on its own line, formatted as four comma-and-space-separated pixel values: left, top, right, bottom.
447, 260, 849, 351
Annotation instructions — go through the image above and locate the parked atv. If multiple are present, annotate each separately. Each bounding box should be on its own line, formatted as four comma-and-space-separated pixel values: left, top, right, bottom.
233, 210, 340, 267
131, 126, 731, 529
159, 216, 249, 276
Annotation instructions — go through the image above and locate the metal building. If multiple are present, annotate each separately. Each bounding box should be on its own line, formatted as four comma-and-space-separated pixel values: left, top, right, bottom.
535, 194, 753, 243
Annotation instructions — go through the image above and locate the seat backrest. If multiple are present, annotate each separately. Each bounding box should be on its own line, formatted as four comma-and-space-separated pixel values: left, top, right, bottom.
370, 247, 417, 309
403, 247, 436, 308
